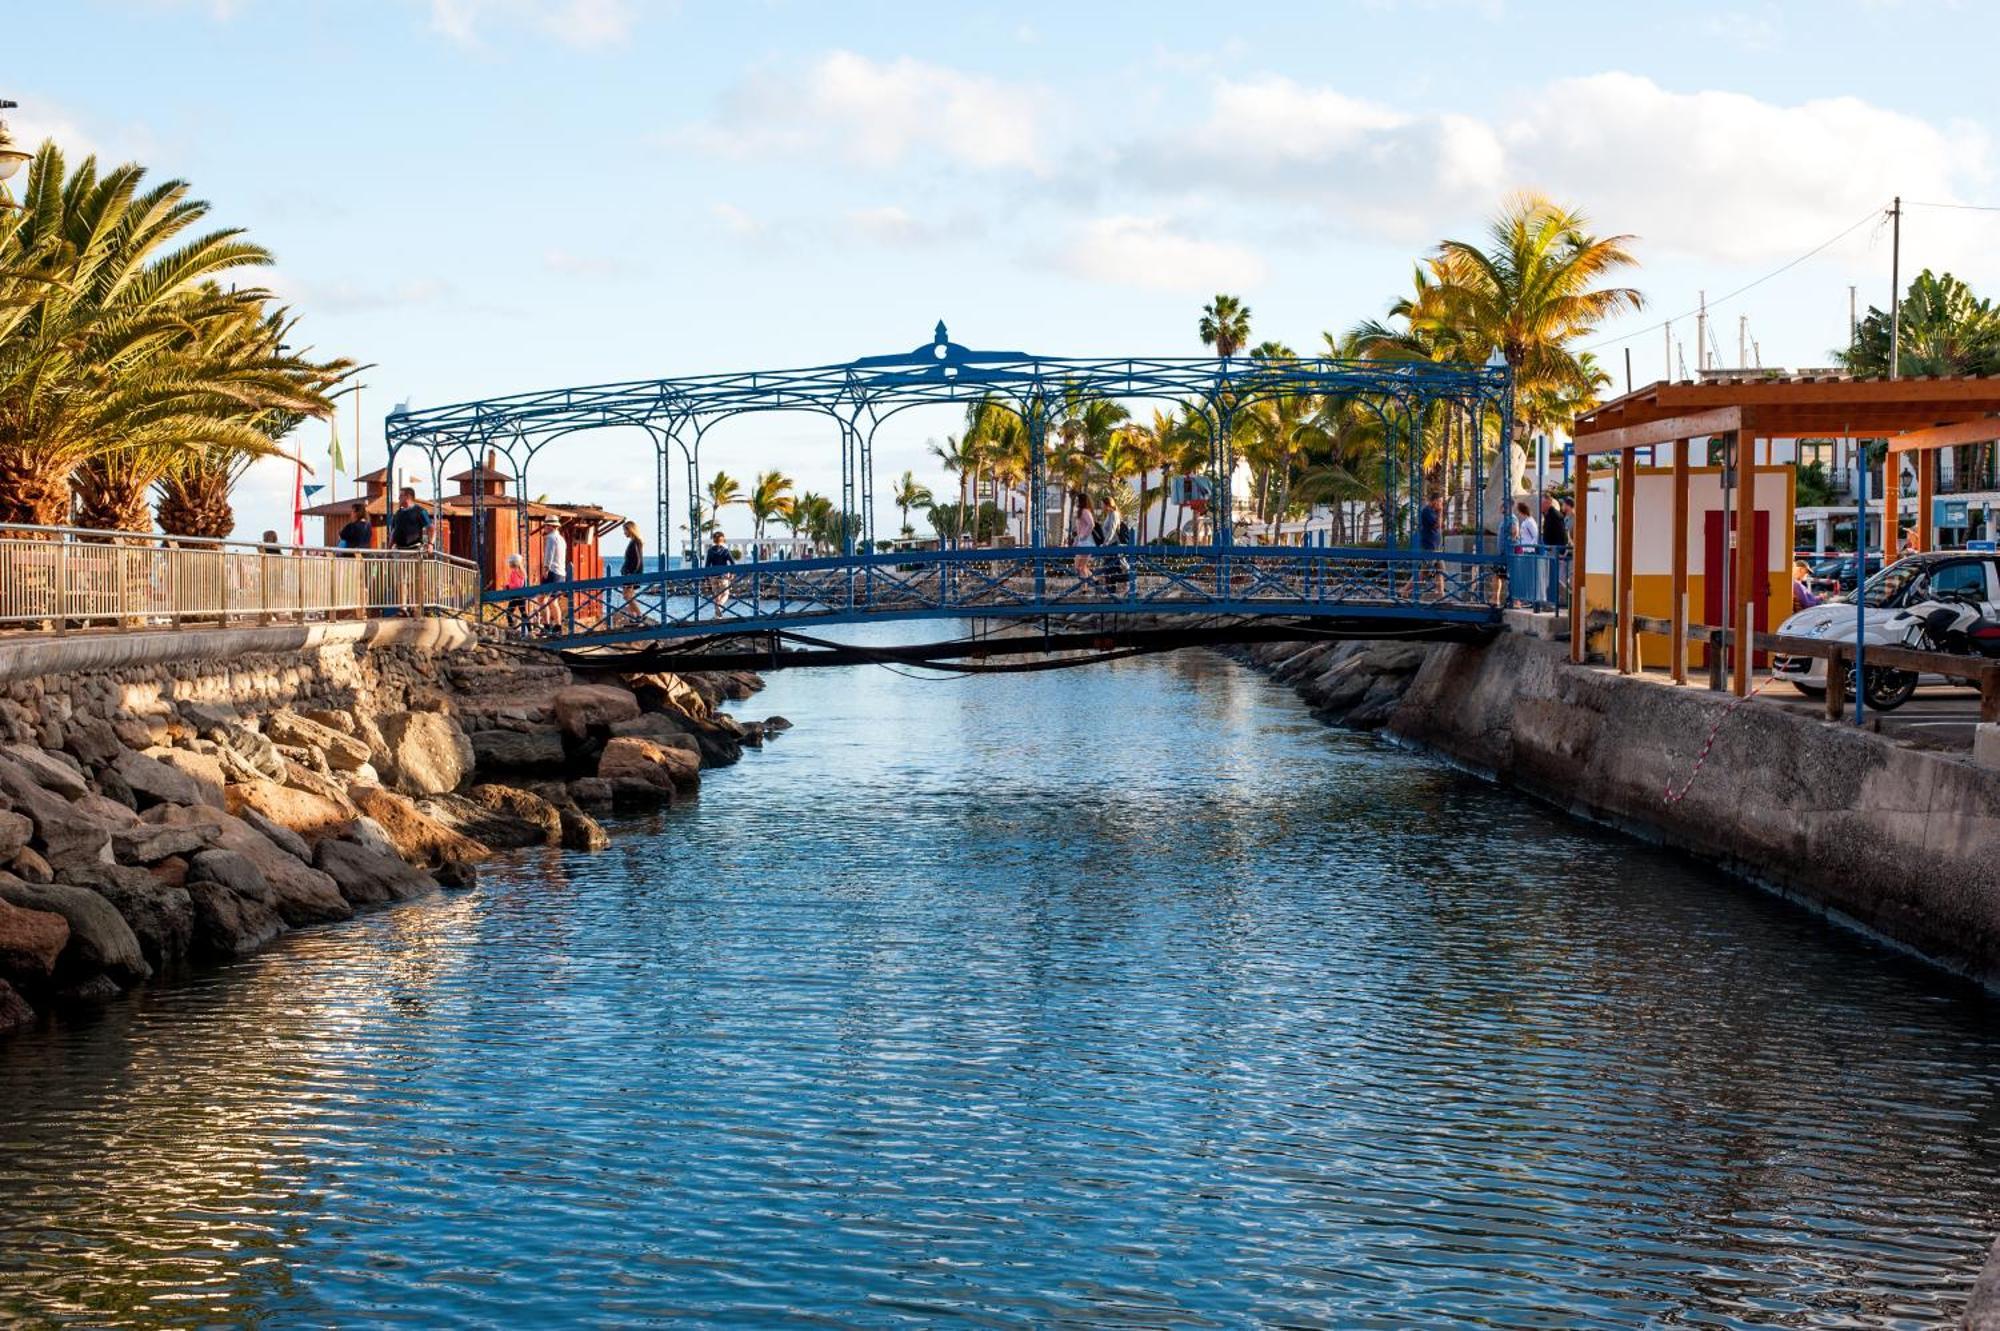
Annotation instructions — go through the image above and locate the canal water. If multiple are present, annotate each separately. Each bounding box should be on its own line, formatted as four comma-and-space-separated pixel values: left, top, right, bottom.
2, 646, 1998, 1329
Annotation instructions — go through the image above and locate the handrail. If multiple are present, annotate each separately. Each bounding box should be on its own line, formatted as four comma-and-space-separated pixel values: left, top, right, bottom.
0, 523, 481, 630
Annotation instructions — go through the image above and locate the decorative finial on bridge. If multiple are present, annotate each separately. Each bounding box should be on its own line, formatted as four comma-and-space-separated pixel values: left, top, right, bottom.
934, 320, 949, 347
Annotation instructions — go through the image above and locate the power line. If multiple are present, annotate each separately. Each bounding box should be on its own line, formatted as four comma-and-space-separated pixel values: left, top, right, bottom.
1905, 200, 2000, 213
1586, 205, 1886, 354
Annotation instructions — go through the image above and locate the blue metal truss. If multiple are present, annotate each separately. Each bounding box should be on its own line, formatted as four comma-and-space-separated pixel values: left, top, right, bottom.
383, 324, 1513, 649
484, 545, 1504, 649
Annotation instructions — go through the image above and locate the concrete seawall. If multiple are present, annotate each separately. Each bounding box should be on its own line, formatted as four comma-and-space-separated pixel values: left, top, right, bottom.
1312, 631, 2000, 986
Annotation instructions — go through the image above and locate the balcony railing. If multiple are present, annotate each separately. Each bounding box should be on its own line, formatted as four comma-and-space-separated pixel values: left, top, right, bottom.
0, 524, 481, 631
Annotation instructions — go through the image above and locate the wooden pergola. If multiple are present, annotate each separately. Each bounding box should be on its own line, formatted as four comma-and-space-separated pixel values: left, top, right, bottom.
1570, 375, 2000, 696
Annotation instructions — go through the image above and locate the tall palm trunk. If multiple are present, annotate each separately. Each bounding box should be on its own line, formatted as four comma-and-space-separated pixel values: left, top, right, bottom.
0, 445, 74, 528
156, 458, 236, 539
72, 460, 156, 534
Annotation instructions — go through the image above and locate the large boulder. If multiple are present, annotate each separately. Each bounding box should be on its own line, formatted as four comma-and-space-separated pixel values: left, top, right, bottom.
469, 728, 568, 776
276, 759, 359, 813
0, 895, 68, 988
467, 784, 562, 845
6, 847, 52, 884
62, 715, 124, 772
184, 881, 284, 959
117, 749, 212, 810
553, 685, 643, 739
625, 672, 712, 721
143, 805, 351, 926
112, 820, 212, 866
348, 785, 490, 870
137, 748, 226, 808
0, 760, 113, 870
266, 710, 373, 772
620, 708, 740, 768
186, 848, 273, 904
58, 864, 193, 973
0, 744, 88, 798
558, 806, 610, 852
314, 837, 439, 906
0, 878, 149, 989
598, 736, 699, 795
607, 713, 703, 757
0, 811, 30, 861
377, 711, 474, 796
225, 778, 354, 844
414, 793, 553, 851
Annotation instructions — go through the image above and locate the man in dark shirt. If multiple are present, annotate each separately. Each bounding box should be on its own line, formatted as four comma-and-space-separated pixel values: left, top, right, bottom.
704, 529, 736, 614
1542, 496, 1569, 549
1542, 496, 1571, 608
336, 502, 371, 550
388, 488, 431, 551
386, 487, 431, 617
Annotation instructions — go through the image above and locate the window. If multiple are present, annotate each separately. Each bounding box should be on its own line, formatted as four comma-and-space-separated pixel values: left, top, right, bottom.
1925, 561, 1990, 602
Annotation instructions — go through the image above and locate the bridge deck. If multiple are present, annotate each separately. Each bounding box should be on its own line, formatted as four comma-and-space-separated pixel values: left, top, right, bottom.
488, 546, 1507, 651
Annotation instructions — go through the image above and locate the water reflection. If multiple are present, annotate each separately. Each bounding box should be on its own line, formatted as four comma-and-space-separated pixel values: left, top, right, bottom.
1, 646, 1996, 1329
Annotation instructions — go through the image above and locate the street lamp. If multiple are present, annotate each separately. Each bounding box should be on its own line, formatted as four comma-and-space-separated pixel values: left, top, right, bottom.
0, 100, 30, 210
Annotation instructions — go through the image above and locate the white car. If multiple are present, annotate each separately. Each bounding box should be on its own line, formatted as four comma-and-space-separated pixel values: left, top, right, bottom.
1772, 551, 2000, 695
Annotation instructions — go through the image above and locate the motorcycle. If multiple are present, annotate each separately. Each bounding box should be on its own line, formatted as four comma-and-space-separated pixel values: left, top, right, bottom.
1860, 589, 1995, 711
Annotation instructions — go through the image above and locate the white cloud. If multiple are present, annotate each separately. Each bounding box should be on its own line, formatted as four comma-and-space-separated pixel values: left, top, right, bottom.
542, 248, 633, 279
679, 50, 1045, 172
1059, 216, 1267, 292
709, 202, 764, 238
425, 0, 640, 49
844, 205, 975, 247
1114, 71, 1988, 263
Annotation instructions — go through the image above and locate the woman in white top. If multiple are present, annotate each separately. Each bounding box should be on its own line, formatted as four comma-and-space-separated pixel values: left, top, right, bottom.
1071, 495, 1096, 579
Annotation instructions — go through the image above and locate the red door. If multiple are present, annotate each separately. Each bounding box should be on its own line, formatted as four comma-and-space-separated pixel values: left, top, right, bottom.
1703, 509, 1771, 669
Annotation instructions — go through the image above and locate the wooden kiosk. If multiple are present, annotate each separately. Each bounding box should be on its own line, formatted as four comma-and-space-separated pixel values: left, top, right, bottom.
1570, 375, 2000, 696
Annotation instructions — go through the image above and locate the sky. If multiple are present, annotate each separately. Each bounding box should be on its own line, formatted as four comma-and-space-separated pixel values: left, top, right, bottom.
12, 0, 2000, 545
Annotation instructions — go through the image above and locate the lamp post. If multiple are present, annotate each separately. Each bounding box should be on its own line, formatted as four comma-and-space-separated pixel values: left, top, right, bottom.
0, 100, 30, 209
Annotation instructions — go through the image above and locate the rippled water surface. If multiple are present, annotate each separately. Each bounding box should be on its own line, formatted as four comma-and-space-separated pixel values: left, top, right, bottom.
3, 645, 1999, 1329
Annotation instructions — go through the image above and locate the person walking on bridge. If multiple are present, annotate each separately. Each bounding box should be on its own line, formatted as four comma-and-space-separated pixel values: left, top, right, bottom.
1071, 494, 1096, 583
704, 527, 737, 616
538, 517, 568, 632
618, 520, 645, 625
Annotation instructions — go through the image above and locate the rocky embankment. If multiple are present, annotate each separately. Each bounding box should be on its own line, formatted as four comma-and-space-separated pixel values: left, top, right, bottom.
1231, 637, 1436, 730
0, 636, 786, 1036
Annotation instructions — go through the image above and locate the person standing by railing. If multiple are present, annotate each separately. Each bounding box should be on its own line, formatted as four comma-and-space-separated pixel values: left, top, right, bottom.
388, 487, 432, 616
1418, 494, 1444, 599
538, 518, 569, 632
618, 520, 644, 626
1541, 495, 1570, 609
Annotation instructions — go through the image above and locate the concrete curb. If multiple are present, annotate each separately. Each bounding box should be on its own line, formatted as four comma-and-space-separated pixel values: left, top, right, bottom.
0, 618, 480, 683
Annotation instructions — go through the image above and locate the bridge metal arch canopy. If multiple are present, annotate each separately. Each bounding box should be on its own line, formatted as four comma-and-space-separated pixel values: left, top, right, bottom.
382, 323, 1513, 567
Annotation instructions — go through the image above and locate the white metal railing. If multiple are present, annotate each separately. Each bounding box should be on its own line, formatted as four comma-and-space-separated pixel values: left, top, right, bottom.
0, 524, 481, 631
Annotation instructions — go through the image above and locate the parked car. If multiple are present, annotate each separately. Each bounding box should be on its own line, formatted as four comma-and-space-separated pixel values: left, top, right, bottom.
1805, 551, 1884, 595
1772, 551, 2000, 698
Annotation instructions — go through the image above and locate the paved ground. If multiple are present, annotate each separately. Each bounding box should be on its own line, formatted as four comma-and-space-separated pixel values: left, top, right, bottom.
1762, 677, 1989, 752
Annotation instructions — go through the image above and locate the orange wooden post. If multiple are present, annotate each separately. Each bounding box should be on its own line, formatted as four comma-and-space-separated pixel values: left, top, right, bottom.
1617, 447, 1636, 673
1882, 450, 1901, 563
1915, 449, 1935, 552
1570, 461, 1589, 663
1733, 429, 1757, 697
1670, 438, 1690, 684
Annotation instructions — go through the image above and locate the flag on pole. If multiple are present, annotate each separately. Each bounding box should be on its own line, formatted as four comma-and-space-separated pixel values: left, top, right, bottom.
303, 484, 326, 500
328, 416, 345, 475
292, 456, 306, 547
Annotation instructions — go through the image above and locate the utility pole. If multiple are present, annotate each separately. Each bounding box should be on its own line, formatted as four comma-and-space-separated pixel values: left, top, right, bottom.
1848, 284, 1857, 355
1624, 346, 1633, 394
1697, 292, 1708, 373
1889, 196, 1902, 379
1664, 320, 1673, 380
1738, 315, 1747, 370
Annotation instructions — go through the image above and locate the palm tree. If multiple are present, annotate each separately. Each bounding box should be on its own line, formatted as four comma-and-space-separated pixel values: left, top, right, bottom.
0, 144, 349, 528
1199, 293, 1252, 359
745, 468, 793, 555
704, 470, 742, 531
792, 491, 833, 553
928, 433, 971, 540
890, 470, 932, 538
1416, 192, 1642, 530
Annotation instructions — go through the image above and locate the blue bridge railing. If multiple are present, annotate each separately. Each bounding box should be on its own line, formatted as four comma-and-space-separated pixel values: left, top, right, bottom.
486, 545, 1507, 648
